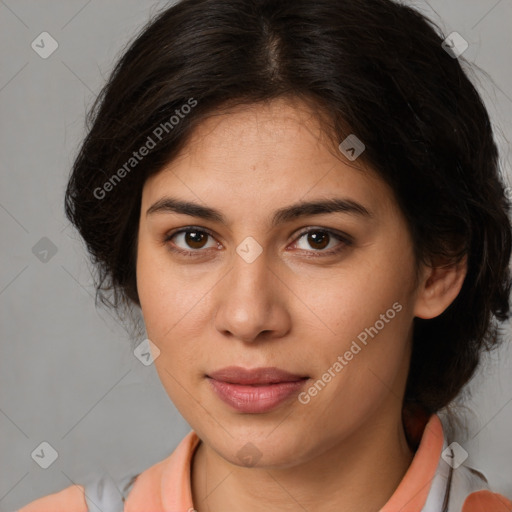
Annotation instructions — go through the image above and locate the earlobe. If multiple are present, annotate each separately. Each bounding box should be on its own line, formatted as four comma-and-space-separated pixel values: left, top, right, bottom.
414, 255, 468, 319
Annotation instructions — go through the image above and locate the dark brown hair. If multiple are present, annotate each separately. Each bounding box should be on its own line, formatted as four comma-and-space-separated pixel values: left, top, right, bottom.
65, 0, 511, 419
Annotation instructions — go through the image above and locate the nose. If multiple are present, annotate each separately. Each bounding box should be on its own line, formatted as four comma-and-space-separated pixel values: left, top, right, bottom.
213, 245, 291, 343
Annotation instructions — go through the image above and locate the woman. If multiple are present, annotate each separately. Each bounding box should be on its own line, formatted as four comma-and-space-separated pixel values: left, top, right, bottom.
18, 0, 512, 510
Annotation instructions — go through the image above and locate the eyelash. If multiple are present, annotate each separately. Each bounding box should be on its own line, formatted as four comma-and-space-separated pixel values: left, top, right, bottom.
162, 226, 353, 258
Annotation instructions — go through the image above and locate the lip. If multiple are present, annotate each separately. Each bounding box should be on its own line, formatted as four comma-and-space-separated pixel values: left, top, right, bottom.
207, 366, 309, 413
207, 366, 308, 385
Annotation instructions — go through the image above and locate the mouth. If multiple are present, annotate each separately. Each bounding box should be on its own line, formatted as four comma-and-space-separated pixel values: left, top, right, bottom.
206, 366, 309, 385
206, 366, 309, 413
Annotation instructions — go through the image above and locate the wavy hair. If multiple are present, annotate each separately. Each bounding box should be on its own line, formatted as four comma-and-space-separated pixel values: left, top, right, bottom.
65, 0, 511, 421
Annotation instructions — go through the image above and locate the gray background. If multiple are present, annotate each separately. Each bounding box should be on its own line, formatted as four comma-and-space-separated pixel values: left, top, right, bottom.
0, 0, 511, 510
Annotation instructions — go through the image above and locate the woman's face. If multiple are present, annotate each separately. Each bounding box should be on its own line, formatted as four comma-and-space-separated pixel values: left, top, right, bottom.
136, 97, 423, 467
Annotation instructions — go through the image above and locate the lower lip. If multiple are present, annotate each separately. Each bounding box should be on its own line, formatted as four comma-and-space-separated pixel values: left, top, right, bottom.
207, 378, 308, 413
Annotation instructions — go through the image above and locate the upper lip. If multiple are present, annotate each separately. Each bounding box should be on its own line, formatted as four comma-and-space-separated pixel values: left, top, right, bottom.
207, 366, 308, 385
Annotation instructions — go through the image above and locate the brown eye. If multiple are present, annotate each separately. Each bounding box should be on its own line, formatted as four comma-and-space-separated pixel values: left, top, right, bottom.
183, 230, 209, 249
164, 228, 218, 254
307, 231, 330, 250
293, 228, 352, 256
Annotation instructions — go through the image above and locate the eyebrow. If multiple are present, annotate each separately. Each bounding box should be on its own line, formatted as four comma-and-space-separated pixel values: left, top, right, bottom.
146, 196, 373, 227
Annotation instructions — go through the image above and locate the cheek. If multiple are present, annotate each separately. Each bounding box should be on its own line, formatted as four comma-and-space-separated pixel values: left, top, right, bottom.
136, 241, 187, 330
298, 252, 414, 391
136, 244, 212, 369
136, 252, 204, 406
304, 261, 411, 342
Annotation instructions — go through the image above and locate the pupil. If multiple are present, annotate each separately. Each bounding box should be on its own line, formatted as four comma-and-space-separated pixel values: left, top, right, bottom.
186, 231, 206, 249
309, 231, 329, 250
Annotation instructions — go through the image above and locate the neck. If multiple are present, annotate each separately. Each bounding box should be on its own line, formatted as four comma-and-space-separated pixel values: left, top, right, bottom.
191, 411, 415, 512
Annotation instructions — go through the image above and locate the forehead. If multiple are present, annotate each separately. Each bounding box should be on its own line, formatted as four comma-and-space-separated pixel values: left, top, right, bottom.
141, 98, 396, 221
176, 98, 341, 168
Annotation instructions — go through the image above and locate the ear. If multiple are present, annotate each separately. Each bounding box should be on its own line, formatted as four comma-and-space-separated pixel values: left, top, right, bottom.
414, 255, 468, 319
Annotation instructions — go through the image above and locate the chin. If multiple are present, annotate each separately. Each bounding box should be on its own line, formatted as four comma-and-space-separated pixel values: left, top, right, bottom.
211, 428, 310, 469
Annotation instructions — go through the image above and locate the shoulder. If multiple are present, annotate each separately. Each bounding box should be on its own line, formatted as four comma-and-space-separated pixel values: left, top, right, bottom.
17, 484, 87, 512
16, 469, 138, 512
462, 489, 512, 512
15, 432, 199, 512
449, 464, 512, 512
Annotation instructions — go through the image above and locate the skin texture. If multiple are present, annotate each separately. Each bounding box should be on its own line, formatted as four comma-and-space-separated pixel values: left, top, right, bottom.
136, 97, 467, 512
